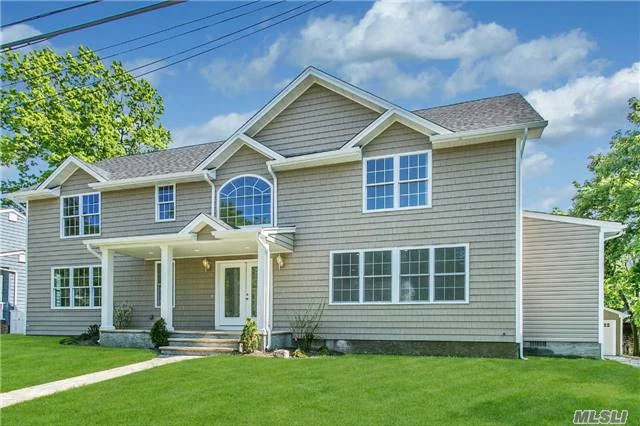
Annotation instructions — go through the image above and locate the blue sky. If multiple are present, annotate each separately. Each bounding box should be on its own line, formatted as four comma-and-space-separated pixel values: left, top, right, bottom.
1, 1, 639, 211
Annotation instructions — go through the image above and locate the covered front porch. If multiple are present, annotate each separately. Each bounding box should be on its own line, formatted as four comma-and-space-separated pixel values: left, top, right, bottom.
85, 214, 294, 350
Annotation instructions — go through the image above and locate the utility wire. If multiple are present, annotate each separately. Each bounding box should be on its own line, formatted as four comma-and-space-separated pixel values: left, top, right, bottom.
17, 1, 331, 107
1, 1, 102, 30
5, 1, 283, 87
1, 1, 186, 51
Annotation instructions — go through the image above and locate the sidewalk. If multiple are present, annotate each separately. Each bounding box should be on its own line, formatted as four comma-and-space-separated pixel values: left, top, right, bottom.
0, 355, 196, 408
605, 356, 640, 368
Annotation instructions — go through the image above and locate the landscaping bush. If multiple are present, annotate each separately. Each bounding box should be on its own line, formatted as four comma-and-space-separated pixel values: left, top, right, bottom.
289, 301, 325, 351
113, 303, 133, 329
150, 318, 171, 348
292, 348, 307, 358
59, 324, 100, 345
240, 317, 260, 353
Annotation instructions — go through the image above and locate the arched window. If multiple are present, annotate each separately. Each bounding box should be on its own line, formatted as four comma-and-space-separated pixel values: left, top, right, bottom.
218, 175, 272, 228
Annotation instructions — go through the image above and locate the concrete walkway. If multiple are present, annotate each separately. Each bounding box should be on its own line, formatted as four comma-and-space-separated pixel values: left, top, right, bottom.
605, 356, 640, 368
1, 356, 196, 408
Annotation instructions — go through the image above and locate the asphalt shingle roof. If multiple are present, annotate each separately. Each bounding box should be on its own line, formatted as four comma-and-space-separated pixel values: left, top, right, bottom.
412, 93, 544, 132
94, 141, 223, 179
81, 93, 543, 181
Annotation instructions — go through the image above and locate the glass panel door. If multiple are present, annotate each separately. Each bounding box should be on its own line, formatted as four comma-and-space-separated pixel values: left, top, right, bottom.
250, 264, 258, 318
218, 263, 246, 327
224, 267, 241, 319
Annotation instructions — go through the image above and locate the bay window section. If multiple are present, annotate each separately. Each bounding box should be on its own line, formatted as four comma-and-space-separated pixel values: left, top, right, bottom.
331, 252, 360, 303
61, 193, 101, 237
330, 245, 468, 304
363, 250, 392, 302
52, 266, 102, 308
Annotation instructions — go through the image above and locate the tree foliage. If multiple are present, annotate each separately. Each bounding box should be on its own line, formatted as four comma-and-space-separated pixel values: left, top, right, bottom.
569, 97, 640, 355
0, 46, 170, 198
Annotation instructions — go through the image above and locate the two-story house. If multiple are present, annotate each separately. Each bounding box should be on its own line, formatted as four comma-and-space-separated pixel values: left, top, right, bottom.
11, 67, 624, 358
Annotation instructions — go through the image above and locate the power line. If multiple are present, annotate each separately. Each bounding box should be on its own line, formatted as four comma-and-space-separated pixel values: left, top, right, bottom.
6, 1, 283, 87
15, 1, 331, 107
1, 1, 186, 51
1, 1, 102, 30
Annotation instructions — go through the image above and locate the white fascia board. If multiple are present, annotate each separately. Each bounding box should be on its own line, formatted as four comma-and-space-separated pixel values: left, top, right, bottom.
268, 148, 361, 172
343, 109, 449, 150
8, 187, 60, 201
84, 233, 195, 249
89, 171, 207, 191
194, 134, 283, 172
0, 250, 26, 257
430, 121, 548, 149
179, 213, 232, 235
0, 208, 26, 219
38, 156, 107, 190
261, 226, 296, 235
523, 210, 625, 232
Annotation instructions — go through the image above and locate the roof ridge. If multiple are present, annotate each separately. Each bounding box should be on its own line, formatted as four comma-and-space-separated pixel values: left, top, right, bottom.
95, 140, 223, 164
413, 92, 523, 112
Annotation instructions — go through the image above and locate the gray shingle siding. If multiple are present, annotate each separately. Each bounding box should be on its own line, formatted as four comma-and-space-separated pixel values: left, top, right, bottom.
523, 216, 600, 342
0, 210, 27, 314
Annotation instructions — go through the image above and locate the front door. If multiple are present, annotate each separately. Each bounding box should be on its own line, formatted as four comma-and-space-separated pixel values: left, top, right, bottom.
216, 261, 258, 328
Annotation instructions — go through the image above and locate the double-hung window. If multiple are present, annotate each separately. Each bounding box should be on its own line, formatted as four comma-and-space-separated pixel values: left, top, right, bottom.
364, 151, 431, 212
52, 266, 101, 308
61, 193, 101, 237
156, 184, 176, 222
154, 261, 176, 308
330, 244, 467, 304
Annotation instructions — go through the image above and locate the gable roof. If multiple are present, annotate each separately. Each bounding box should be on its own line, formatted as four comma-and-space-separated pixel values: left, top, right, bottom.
413, 93, 543, 132
95, 141, 222, 180
38, 156, 109, 190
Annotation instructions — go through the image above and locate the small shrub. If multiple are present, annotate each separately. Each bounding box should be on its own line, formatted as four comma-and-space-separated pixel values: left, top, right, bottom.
289, 301, 325, 352
292, 348, 307, 358
150, 318, 171, 348
113, 303, 133, 329
318, 345, 331, 356
60, 324, 100, 345
240, 317, 260, 354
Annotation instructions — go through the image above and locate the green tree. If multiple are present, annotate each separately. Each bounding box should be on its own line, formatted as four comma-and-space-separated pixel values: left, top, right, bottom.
1, 46, 170, 201
569, 98, 640, 355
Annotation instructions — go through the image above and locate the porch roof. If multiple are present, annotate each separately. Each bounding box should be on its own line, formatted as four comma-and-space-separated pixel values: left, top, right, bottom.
84, 226, 295, 260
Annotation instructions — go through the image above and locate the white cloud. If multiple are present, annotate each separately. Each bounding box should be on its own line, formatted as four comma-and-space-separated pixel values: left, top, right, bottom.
200, 39, 284, 93
171, 111, 254, 147
522, 143, 554, 178
121, 58, 175, 86
291, 0, 516, 65
527, 184, 576, 212
526, 62, 640, 139
340, 59, 437, 99
445, 30, 597, 95
0, 23, 43, 46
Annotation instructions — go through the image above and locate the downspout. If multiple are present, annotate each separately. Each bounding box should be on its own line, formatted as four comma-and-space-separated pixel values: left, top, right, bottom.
203, 170, 216, 217
257, 233, 272, 349
267, 163, 277, 226
85, 243, 102, 260
516, 127, 529, 360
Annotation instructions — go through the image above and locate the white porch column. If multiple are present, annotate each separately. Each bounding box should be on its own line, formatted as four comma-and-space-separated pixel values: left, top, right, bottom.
100, 248, 114, 330
257, 234, 271, 347
160, 245, 174, 331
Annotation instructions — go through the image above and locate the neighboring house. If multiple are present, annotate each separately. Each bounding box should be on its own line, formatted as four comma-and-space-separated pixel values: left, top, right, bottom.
10, 67, 624, 358
0, 208, 27, 334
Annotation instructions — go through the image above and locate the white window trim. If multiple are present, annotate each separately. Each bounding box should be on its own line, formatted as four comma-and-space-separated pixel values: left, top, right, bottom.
50, 265, 102, 310
154, 260, 176, 308
59, 192, 102, 239
216, 174, 274, 229
329, 243, 469, 305
155, 184, 176, 223
362, 150, 432, 213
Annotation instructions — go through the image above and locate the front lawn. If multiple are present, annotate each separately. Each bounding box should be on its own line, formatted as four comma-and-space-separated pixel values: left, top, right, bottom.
2, 355, 638, 425
0, 335, 155, 392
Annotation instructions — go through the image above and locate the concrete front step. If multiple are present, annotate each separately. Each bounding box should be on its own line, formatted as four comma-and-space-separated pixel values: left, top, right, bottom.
170, 330, 241, 340
168, 337, 239, 349
159, 346, 236, 356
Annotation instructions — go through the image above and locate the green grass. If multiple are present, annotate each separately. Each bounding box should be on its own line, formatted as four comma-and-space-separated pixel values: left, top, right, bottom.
0, 335, 155, 392
2, 355, 638, 425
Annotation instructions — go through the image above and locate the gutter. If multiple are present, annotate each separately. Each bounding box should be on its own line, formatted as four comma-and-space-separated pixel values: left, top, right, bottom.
516, 127, 530, 360
85, 244, 102, 260
267, 163, 278, 226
